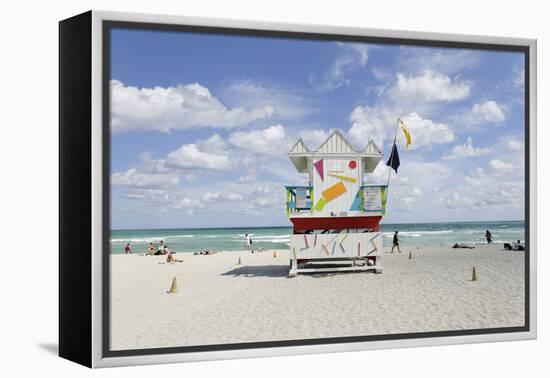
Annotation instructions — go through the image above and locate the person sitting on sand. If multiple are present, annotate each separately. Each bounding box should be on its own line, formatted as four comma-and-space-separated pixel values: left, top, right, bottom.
391, 231, 401, 253
452, 243, 475, 249
124, 243, 132, 254
485, 230, 493, 244
146, 242, 155, 255
505, 240, 524, 251
166, 250, 183, 263
155, 240, 165, 255
513, 240, 525, 251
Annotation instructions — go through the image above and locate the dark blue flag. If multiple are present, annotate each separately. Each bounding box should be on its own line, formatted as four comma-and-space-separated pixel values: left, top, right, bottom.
386, 143, 400, 173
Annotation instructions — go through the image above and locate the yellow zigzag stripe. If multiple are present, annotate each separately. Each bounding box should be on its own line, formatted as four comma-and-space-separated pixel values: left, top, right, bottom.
327, 173, 357, 183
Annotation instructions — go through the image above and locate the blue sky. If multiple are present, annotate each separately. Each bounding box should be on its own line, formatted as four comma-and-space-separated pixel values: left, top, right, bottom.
109, 28, 525, 230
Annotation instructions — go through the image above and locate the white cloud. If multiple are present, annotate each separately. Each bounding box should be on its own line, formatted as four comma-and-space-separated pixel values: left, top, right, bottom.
361, 155, 523, 218
366, 160, 451, 190
400, 112, 455, 149
202, 192, 244, 203
443, 137, 491, 160
174, 197, 204, 210
236, 174, 257, 184
111, 168, 179, 189
110, 80, 273, 133
365, 160, 452, 211
310, 43, 370, 91
348, 106, 392, 149
116, 135, 236, 187
196, 134, 227, 151
299, 128, 333, 150
347, 107, 454, 151
443, 167, 523, 211
371, 67, 391, 81
243, 184, 285, 210
391, 70, 471, 102
124, 188, 170, 201
221, 80, 315, 120
397, 48, 480, 75
165, 137, 232, 171
468, 101, 506, 124
228, 125, 289, 155
505, 139, 523, 152
112, 127, 295, 201
513, 66, 525, 88
365, 68, 391, 97
489, 159, 514, 173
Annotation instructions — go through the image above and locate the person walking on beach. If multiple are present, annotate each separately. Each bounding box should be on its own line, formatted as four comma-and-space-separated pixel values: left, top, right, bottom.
391, 231, 402, 253
124, 243, 132, 254
485, 230, 493, 244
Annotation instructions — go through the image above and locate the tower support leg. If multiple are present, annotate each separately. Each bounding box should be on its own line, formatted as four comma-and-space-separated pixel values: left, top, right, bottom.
289, 258, 298, 277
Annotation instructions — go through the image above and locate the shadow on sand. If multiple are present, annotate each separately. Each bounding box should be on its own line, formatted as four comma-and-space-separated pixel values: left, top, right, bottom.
222, 264, 373, 278
222, 265, 289, 278
38, 343, 58, 356
305, 264, 373, 278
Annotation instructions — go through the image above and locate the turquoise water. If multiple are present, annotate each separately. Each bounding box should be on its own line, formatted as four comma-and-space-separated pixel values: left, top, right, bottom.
110, 220, 525, 255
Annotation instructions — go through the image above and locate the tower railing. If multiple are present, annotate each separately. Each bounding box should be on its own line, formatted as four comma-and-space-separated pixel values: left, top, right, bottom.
285, 186, 313, 215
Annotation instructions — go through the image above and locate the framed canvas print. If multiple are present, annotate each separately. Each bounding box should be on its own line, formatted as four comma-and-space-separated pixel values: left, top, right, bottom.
59, 10, 537, 368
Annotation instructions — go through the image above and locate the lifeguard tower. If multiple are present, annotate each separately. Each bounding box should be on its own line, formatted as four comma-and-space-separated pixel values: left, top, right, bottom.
285, 131, 387, 276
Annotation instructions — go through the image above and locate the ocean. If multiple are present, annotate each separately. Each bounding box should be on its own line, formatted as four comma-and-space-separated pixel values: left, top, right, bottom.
110, 220, 525, 255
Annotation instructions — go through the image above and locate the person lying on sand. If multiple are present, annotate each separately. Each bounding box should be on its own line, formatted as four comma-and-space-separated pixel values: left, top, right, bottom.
166, 251, 183, 263
193, 250, 218, 255
452, 243, 475, 249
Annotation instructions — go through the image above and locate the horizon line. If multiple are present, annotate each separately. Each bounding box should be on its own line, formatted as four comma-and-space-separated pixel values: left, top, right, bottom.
111, 219, 525, 232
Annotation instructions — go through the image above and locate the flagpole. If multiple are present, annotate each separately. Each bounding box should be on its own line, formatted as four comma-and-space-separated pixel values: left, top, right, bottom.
386, 118, 401, 193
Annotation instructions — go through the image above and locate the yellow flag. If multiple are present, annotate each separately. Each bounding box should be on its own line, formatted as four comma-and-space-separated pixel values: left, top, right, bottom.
400, 119, 412, 148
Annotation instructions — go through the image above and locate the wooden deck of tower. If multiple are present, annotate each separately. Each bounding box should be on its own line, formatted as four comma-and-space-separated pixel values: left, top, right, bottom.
285, 131, 387, 276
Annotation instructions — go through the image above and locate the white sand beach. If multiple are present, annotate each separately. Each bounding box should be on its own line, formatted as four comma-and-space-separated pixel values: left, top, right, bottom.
110, 244, 525, 351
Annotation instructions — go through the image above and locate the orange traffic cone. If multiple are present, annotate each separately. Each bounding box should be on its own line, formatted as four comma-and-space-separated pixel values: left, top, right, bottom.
167, 277, 178, 293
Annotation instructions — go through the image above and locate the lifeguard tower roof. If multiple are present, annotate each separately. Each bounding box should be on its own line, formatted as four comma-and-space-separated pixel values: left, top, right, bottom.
288, 130, 382, 174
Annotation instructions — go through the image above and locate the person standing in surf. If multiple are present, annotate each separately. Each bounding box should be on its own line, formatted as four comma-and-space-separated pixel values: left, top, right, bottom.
245, 233, 254, 253
485, 230, 493, 244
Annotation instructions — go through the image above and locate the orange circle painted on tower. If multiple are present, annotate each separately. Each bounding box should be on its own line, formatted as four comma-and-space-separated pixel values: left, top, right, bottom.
349, 160, 357, 169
